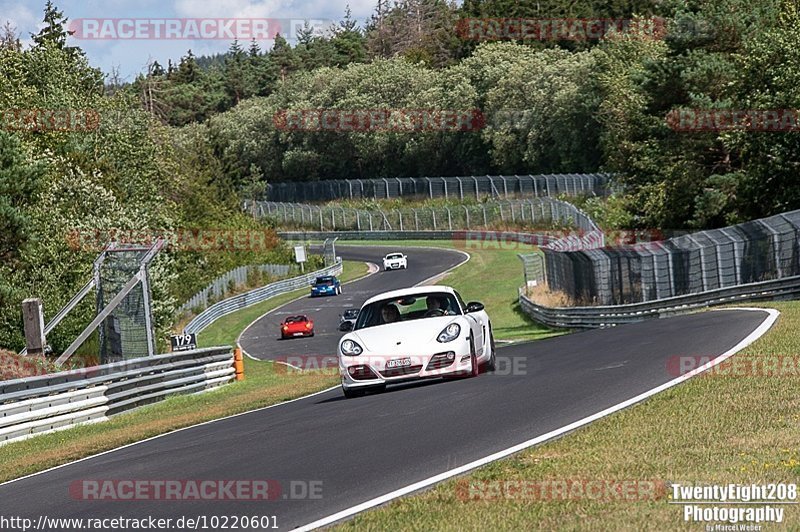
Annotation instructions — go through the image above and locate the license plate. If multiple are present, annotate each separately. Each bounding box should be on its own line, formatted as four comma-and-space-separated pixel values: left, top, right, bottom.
386, 357, 412, 369
293, 332, 303, 336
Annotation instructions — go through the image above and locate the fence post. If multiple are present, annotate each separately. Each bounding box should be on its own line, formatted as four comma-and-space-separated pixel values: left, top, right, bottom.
22, 298, 46, 356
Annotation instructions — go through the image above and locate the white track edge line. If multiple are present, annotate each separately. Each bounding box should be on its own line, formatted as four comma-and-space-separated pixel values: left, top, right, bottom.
0, 251, 459, 485
0, 384, 340, 488
236, 261, 379, 360
295, 307, 779, 531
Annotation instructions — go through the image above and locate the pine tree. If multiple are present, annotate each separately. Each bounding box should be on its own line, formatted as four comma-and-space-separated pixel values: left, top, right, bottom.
31, 1, 79, 56
0, 21, 21, 51
270, 34, 300, 82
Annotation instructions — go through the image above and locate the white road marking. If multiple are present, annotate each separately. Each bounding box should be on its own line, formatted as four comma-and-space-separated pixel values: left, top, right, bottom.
295, 308, 779, 531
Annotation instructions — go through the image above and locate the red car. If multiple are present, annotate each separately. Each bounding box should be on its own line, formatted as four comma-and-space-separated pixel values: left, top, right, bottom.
281, 315, 314, 339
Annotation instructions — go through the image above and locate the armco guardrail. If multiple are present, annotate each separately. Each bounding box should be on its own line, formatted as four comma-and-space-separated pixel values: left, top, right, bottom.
184, 261, 343, 335
179, 263, 294, 313
0, 347, 233, 445
519, 275, 800, 329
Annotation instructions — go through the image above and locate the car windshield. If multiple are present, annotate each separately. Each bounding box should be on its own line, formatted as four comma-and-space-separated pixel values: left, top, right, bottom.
354, 292, 461, 330
386, 254, 402, 259
286, 316, 306, 323
315, 277, 334, 286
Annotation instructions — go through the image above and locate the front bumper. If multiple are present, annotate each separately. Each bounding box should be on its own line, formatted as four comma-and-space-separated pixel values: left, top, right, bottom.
383, 262, 405, 270
339, 340, 473, 389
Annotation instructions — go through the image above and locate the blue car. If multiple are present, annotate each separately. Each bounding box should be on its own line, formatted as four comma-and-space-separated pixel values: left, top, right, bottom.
311, 275, 341, 297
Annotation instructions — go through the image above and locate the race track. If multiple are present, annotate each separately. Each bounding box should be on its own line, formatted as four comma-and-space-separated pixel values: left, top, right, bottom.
0, 244, 777, 532
238, 245, 468, 361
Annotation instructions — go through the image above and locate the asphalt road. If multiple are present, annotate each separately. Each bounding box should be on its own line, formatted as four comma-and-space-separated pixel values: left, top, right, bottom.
238, 245, 469, 361
0, 244, 775, 532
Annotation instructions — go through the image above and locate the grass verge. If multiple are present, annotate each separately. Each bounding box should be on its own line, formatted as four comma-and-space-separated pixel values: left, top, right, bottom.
334, 301, 800, 530
197, 260, 369, 348
0, 261, 369, 484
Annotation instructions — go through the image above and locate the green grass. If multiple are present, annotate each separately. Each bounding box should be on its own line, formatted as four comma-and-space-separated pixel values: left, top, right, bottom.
0, 243, 561, 483
197, 260, 369, 348
334, 239, 560, 343
334, 300, 800, 531
0, 358, 339, 484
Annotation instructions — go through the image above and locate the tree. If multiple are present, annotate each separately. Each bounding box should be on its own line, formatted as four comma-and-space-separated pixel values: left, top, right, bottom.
270, 34, 300, 82
331, 6, 367, 66
0, 132, 42, 264
365, 0, 462, 67
0, 21, 20, 51
31, 1, 79, 56
224, 40, 247, 104
241, 164, 267, 220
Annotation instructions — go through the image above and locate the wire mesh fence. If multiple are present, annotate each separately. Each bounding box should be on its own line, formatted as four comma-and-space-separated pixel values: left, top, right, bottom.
266, 174, 611, 202
542, 210, 800, 306
250, 198, 597, 233
96, 247, 156, 364
519, 253, 545, 286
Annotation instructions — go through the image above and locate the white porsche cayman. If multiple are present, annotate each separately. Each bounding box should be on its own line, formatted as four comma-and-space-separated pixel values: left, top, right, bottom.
337, 286, 496, 398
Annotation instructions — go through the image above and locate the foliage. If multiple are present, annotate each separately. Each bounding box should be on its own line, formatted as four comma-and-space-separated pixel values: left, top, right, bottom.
0, 4, 288, 354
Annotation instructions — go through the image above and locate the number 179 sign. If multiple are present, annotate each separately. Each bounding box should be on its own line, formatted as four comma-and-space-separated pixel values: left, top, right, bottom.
170, 332, 197, 352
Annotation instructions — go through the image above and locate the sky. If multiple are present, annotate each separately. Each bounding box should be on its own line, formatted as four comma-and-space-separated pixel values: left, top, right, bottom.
3, 0, 377, 80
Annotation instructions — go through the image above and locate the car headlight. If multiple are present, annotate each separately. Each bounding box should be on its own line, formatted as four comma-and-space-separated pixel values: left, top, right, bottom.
341, 339, 363, 356
437, 323, 461, 343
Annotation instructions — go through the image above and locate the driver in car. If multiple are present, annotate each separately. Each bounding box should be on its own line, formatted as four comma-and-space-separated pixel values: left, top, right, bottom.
425, 295, 450, 316
381, 303, 401, 324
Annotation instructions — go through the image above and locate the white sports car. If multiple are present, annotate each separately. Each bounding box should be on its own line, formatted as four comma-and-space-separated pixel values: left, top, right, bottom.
337, 286, 496, 398
382, 252, 408, 270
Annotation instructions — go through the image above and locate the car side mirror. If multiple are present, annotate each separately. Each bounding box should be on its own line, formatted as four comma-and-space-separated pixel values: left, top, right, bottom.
339, 321, 354, 332
466, 302, 484, 313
